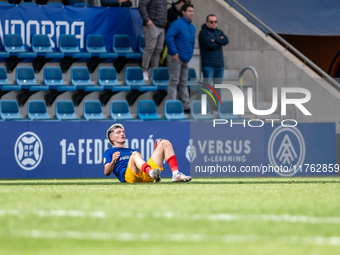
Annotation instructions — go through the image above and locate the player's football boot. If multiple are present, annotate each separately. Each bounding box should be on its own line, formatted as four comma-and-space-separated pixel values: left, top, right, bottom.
153, 168, 161, 183
172, 172, 192, 182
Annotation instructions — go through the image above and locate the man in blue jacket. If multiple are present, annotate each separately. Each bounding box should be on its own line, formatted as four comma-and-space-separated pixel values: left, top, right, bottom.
199, 14, 229, 86
165, 4, 195, 114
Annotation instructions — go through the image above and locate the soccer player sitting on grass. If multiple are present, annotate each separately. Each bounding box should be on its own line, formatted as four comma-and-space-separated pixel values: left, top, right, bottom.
103, 123, 192, 183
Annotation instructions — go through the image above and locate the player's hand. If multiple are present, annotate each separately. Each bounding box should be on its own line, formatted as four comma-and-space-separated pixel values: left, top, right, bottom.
220, 36, 224, 39
111, 152, 120, 164
172, 53, 179, 59
211, 39, 215, 42
146, 20, 153, 28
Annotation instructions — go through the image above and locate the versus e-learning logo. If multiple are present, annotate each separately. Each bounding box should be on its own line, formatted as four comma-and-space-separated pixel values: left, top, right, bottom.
198, 83, 312, 127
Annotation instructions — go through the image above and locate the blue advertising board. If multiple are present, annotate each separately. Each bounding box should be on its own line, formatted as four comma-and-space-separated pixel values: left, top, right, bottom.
0, 5, 143, 52
0, 121, 190, 179
189, 122, 336, 177
0, 121, 336, 179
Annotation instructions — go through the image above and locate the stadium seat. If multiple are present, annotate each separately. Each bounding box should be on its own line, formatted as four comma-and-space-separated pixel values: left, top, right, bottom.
55, 100, 78, 120
137, 100, 160, 120
110, 100, 134, 120
138, 34, 145, 53
98, 67, 131, 106
151, 67, 169, 106
83, 100, 106, 120
20, 1, 37, 4
43, 67, 77, 107
4, 34, 37, 73
71, 67, 103, 106
191, 100, 213, 120
59, 35, 91, 73
74, 2, 90, 6
27, 100, 50, 120
112, 34, 142, 73
0, 66, 21, 99
0, 100, 22, 120
16, 67, 49, 106
47, 2, 64, 5
86, 34, 118, 73
125, 67, 156, 91
125, 67, 157, 106
151, 67, 169, 89
188, 68, 200, 92
218, 100, 241, 120
164, 100, 187, 120
32, 34, 64, 73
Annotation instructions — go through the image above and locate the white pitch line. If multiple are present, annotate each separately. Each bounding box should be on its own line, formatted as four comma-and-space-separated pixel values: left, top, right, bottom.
0, 209, 106, 218
1, 209, 340, 225
123, 212, 340, 225
4, 230, 340, 246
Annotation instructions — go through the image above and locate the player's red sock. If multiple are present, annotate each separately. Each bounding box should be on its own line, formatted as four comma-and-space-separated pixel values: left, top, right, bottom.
141, 163, 152, 175
167, 155, 178, 172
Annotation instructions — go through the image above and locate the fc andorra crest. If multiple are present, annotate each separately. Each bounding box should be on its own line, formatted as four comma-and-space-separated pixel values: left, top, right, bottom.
14, 132, 43, 171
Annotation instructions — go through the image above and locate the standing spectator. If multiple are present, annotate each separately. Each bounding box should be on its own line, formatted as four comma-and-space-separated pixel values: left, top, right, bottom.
160, 0, 190, 67
199, 14, 229, 86
165, 4, 195, 114
138, 0, 168, 81
166, 0, 188, 31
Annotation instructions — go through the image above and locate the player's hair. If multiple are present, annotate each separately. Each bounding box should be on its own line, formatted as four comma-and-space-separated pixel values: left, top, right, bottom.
107, 123, 125, 146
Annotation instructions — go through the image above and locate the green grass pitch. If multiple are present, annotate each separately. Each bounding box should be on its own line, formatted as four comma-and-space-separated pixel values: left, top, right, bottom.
0, 177, 340, 255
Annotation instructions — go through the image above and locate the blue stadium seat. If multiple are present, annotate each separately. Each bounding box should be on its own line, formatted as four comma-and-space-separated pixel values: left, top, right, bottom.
47, 2, 64, 5
125, 67, 157, 92
0, 100, 22, 120
74, 2, 90, 6
191, 100, 213, 120
86, 34, 118, 73
137, 100, 160, 120
188, 67, 200, 91
0, 66, 21, 99
55, 100, 78, 120
125, 67, 157, 106
218, 100, 241, 119
112, 34, 143, 73
83, 100, 106, 120
32, 34, 64, 73
16, 67, 49, 106
20, 1, 37, 4
151, 67, 169, 90
98, 67, 131, 106
138, 34, 145, 53
59, 35, 91, 73
44, 67, 77, 107
27, 100, 50, 120
71, 67, 102, 91
71, 67, 103, 106
111, 100, 134, 120
164, 100, 187, 120
4, 34, 37, 73
16, 67, 48, 91
151, 67, 169, 106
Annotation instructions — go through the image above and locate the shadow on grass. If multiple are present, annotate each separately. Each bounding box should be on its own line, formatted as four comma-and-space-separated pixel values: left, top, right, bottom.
0, 178, 339, 186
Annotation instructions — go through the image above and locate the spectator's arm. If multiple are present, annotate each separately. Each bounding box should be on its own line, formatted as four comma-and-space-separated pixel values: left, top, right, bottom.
138, 0, 152, 24
192, 26, 196, 48
199, 30, 221, 50
165, 22, 180, 55
214, 31, 229, 46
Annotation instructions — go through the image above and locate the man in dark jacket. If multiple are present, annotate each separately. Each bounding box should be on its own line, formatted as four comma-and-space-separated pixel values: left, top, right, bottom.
199, 14, 229, 86
138, 0, 167, 81
165, 4, 195, 113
